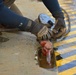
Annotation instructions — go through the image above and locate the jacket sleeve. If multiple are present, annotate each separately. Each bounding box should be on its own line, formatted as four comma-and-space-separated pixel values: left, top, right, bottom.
42, 0, 62, 17
0, 0, 29, 30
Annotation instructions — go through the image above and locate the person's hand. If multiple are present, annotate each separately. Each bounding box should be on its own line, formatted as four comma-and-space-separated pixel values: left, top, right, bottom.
23, 19, 52, 41
36, 26, 52, 41
52, 18, 66, 39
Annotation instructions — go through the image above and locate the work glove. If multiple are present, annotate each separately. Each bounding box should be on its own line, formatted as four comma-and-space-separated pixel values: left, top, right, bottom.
25, 20, 52, 41
37, 26, 53, 41
52, 12, 66, 39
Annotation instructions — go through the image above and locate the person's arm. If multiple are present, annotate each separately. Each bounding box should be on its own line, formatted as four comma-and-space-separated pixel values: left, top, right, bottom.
42, 0, 66, 37
0, 0, 53, 40
42, 0, 62, 18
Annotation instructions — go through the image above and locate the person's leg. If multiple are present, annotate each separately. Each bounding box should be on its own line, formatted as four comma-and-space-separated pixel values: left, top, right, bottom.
42, 0, 62, 17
